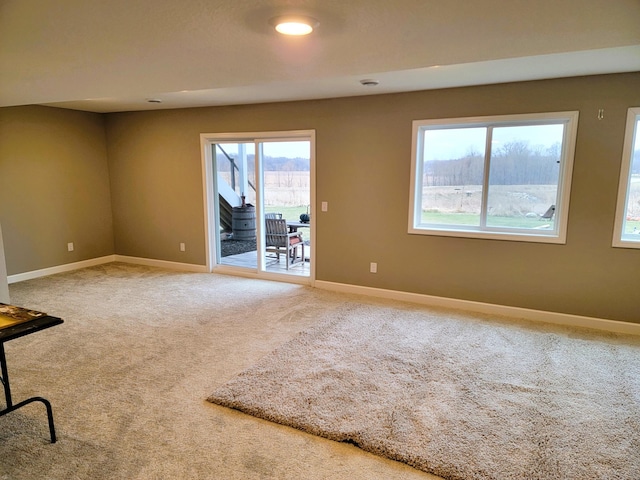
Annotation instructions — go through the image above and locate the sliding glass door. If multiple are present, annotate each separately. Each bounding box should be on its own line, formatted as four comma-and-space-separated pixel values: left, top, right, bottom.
202, 131, 314, 282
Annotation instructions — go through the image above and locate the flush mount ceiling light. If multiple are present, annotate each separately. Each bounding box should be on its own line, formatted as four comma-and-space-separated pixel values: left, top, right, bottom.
270, 15, 319, 36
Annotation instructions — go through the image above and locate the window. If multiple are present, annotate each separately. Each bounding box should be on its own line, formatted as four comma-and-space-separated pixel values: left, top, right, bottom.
409, 112, 579, 243
613, 107, 640, 248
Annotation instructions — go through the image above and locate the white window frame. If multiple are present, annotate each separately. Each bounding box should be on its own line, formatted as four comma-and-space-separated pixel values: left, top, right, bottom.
408, 111, 579, 244
613, 107, 640, 249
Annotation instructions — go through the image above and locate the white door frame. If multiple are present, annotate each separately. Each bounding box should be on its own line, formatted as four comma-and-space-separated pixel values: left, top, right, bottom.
200, 130, 316, 284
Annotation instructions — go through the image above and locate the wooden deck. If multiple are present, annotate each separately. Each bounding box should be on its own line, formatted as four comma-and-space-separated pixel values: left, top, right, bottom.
219, 249, 310, 277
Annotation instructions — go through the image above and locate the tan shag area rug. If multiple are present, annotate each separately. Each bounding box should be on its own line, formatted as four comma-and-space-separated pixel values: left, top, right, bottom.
208, 303, 640, 480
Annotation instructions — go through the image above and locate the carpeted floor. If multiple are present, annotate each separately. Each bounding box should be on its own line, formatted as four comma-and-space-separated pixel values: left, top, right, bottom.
2, 263, 639, 479
1, 263, 438, 480
208, 303, 640, 479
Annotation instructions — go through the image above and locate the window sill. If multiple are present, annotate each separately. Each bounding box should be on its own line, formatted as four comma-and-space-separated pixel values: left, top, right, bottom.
408, 226, 566, 244
612, 238, 640, 249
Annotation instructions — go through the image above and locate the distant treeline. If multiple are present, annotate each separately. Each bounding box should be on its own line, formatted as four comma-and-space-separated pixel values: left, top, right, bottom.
426, 142, 640, 186
216, 154, 310, 172
424, 141, 562, 186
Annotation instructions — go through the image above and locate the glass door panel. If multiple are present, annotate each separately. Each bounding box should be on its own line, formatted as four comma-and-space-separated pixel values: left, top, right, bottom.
213, 142, 257, 268
260, 140, 311, 277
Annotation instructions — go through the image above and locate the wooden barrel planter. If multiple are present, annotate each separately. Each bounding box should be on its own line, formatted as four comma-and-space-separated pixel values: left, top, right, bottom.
231, 204, 256, 240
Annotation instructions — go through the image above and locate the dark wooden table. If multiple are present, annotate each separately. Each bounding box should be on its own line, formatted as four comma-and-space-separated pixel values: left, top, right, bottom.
1, 309, 63, 443
286, 220, 310, 233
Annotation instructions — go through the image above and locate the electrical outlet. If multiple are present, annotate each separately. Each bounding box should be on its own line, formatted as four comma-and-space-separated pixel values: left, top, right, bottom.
321, 201, 328, 212
67, 242, 74, 252
180, 242, 186, 252
370, 262, 377, 273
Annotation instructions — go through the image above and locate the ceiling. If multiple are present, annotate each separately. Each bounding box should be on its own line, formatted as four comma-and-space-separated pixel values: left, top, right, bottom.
1, 0, 639, 113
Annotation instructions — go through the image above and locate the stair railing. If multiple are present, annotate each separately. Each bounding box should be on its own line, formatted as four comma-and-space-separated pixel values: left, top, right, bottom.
216, 144, 256, 194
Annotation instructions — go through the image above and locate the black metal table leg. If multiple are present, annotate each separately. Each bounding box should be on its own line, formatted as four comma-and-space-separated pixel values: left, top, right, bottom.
0, 342, 11, 407
0, 342, 57, 443
0, 396, 57, 443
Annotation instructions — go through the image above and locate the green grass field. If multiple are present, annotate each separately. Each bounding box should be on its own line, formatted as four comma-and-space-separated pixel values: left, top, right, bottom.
421, 211, 554, 229
264, 205, 310, 222
623, 219, 640, 234
421, 211, 640, 234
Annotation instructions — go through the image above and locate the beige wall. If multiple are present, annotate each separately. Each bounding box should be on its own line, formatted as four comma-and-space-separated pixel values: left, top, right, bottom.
0, 106, 114, 275
106, 73, 640, 324
1, 74, 639, 323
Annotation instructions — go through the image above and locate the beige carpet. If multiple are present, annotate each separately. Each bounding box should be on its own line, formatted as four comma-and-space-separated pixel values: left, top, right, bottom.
1, 263, 438, 480
2, 263, 640, 479
208, 302, 640, 479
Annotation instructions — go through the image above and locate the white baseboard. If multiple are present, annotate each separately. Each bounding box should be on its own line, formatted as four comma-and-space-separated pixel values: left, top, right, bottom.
9, 256, 638, 336
8, 255, 117, 284
315, 280, 640, 336
114, 255, 208, 273
8, 255, 207, 284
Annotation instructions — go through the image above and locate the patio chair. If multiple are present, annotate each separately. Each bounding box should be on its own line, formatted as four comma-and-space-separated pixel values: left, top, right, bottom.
265, 218, 304, 270
540, 204, 555, 220
265, 212, 282, 219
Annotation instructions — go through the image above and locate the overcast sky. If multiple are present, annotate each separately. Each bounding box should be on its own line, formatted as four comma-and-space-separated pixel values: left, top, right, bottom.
423, 124, 565, 161
217, 141, 310, 160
